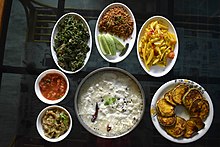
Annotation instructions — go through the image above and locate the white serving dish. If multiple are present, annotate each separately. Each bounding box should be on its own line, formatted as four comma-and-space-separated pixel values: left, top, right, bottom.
95, 3, 137, 63
51, 12, 92, 74
137, 16, 179, 77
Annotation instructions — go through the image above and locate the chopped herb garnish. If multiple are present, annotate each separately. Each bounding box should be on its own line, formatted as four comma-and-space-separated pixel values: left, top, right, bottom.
60, 113, 69, 126
104, 96, 117, 106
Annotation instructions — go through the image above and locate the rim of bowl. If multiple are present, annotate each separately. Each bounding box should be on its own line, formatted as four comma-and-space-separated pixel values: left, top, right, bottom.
74, 67, 145, 138
50, 12, 92, 74
95, 2, 137, 63
36, 105, 72, 142
137, 15, 179, 77
35, 69, 69, 104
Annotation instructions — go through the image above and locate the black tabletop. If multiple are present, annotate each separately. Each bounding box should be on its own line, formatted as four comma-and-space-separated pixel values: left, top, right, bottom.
0, 0, 220, 147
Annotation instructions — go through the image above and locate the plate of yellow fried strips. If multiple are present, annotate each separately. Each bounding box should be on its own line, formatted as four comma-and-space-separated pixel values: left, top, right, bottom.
137, 16, 178, 77
150, 79, 214, 143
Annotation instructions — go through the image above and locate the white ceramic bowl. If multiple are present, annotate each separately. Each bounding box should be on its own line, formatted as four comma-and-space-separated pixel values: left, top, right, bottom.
95, 3, 137, 63
150, 79, 214, 143
137, 16, 179, 77
36, 105, 72, 142
51, 12, 92, 74
35, 69, 69, 104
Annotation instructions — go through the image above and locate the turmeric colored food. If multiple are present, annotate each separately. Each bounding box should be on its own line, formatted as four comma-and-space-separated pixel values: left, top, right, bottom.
138, 20, 177, 71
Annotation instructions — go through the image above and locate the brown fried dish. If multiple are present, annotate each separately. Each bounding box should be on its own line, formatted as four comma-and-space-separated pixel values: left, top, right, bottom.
157, 115, 176, 127
165, 116, 186, 138
172, 84, 189, 105
98, 6, 133, 40
184, 120, 198, 138
156, 84, 208, 139
42, 108, 70, 138
183, 88, 203, 110
156, 98, 175, 117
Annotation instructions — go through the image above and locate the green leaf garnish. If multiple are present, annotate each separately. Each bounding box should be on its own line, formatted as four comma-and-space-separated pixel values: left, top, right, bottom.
60, 113, 69, 126
104, 96, 116, 106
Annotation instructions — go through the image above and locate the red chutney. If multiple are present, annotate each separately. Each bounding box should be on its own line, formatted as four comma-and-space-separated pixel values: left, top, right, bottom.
39, 73, 67, 100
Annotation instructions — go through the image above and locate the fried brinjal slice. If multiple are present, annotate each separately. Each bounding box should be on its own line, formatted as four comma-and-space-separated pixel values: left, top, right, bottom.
164, 90, 177, 106
183, 88, 203, 110
184, 120, 198, 138
189, 99, 209, 120
157, 115, 177, 127
172, 84, 189, 105
189, 117, 205, 130
156, 98, 175, 117
165, 116, 186, 138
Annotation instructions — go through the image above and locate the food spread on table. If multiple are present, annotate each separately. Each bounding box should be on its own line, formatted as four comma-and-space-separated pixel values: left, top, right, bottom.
33, 2, 213, 142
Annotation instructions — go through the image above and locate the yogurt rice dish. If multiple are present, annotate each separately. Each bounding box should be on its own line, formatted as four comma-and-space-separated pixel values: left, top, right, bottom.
76, 69, 144, 137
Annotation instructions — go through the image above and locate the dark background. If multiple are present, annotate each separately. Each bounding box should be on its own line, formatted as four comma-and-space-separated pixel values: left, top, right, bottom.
0, 0, 220, 146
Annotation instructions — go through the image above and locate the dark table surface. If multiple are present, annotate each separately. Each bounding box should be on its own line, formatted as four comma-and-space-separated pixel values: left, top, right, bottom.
0, 0, 220, 147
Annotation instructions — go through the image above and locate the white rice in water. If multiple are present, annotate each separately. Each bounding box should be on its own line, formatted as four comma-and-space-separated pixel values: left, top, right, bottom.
78, 71, 144, 137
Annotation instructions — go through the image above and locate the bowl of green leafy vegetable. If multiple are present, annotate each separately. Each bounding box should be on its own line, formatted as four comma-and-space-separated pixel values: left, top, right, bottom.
51, 12, 92, 74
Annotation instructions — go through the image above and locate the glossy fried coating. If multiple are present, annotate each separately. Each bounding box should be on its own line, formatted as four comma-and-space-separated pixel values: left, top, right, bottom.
164, 90, 176, 106
165, 116, 186, 138
190, 99, 209, 120
189, 117, 205, 130
157, 115, 176, 127
183, 88, 203, 110
156, 98, 175, 117
172, 84, 189, 105
184, 120, 198, 138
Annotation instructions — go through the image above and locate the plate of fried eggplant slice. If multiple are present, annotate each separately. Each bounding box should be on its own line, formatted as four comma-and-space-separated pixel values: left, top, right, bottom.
150, 79, 214, 143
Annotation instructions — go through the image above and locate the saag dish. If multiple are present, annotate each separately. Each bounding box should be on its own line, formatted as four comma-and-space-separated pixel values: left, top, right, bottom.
54, 15, 90, 71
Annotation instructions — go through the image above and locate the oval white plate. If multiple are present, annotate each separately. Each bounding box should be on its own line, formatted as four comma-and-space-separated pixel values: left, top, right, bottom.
51, 12, 92, 74
137, 16, 179, 77
150, 79, 214, 143
95, 3, 137, 63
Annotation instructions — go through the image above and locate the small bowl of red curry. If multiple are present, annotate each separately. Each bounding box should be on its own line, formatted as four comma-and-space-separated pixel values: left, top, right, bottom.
35, 69, 69, 104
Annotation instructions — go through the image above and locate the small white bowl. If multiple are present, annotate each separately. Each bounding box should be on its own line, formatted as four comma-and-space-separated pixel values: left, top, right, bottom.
137, 16, 179, 77
51, 12, 92, 74
35, 69, 69, 104
36, 105, 72, 142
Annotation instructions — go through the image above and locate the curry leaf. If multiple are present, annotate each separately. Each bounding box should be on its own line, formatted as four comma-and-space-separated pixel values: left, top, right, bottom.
104, 96, 117, 106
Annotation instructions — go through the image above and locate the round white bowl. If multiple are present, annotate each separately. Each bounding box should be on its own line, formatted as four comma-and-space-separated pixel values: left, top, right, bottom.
51, 12, 92, 74
36, 105, 72, 142
35, 69, 69, 104
137, 16, 179, 77
95, 3, 137, 63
